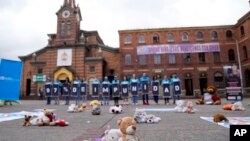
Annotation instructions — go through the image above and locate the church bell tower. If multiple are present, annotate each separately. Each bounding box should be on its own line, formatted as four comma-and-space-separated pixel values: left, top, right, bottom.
54, 0, 82, 46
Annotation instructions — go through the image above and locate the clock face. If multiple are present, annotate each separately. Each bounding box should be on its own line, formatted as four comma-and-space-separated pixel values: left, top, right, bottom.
62, 10, 70, 18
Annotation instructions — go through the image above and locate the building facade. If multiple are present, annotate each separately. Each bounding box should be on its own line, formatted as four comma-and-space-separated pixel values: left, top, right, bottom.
19, 0, 119, 96
119, 11, 250, 96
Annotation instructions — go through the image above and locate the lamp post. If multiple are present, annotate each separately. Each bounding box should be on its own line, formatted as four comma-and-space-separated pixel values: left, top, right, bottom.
236, 40, 244, 95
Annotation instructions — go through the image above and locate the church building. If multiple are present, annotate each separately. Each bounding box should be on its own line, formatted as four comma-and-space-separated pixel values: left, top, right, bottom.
19, 0, 119, 96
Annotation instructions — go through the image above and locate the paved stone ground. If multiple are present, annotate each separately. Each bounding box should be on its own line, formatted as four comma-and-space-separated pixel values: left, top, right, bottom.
0, 98, 250, 141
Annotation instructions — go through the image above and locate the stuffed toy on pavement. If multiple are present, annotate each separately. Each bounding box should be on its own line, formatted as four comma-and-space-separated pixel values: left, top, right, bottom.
184, 101, 195, 113
196, 86, 221, 105
90, 100, 102, 115
117, 117, 140, 141
174, 100, 186, 112
213, 113, 229, 123
24, 109, 69, 127
101, 129, 122, 141
146, 114, 161, 123
109, 105, 123, 114
223, 101, 246, 111
134, 110, 161, 124
67, 103, 87, 112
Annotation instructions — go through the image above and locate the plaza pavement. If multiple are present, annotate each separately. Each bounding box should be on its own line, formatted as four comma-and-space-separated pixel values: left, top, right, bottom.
0, 98, 250, 141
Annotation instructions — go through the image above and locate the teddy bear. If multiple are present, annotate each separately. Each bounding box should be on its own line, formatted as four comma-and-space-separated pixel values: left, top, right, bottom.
146, 114, 161, 123
184, 101, 195, 114
29, 109, 56, 126
109, 105, 123, 114
213, 113, 229, 123
134, 110, 161, 124
101, 129, 122, 141
90, 100, 101, 107
196, 86, 221, 105
67, 104, 84, 112
23, 115, 32, 126
117, 117, 140, 141
134, 110, 148, 123
174, 100, 186, 112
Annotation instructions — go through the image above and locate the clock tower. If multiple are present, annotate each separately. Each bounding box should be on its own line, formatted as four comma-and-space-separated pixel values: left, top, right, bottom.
53, 0, 82, 46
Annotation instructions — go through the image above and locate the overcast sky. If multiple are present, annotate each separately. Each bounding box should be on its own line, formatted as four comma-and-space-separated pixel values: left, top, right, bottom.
0, 0, 249, 61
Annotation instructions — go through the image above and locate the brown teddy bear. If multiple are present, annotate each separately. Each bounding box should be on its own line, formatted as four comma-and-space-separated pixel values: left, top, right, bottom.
213, 114, 229, 123
117, 117, 140, 141
196, 86, 221, 105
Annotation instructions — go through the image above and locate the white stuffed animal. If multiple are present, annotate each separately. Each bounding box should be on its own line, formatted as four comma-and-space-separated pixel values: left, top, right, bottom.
109, 105, 123, 114
101, 129, 122, 141
231, 101, 246, 111
174, 100, 186, 112
134, 110, 147, 123
146, 114, 161, 123
67, 104, 83, 112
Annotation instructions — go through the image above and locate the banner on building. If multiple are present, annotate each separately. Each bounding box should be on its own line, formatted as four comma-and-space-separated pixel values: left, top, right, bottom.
137, 43, 220, 55
223, 64, 242, 101
57, 49, 72, 66
0, 59, 22, 100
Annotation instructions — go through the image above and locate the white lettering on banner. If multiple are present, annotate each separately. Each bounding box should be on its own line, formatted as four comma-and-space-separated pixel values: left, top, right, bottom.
73, 87, 77, 93
46, 88, 50, 93
153, 86, 158, 91
164, 87, 169, 93
64, 87, 68, 92
234, 129, 247, 136
132, 86, 137, 91
103, 87, 109, 92
81, 87, 85, 92
137, 43, 220, 55
175, 85, 180, 91
54, 88, 57, 93
122, 88, 127, 93
114, 87, 118, 92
